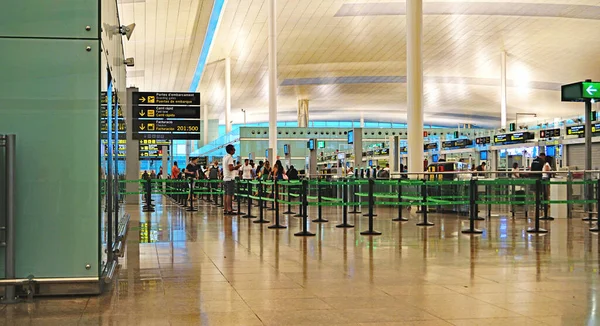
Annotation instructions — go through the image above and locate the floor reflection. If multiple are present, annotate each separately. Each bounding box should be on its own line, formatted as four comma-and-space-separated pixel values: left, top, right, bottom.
3, 196, 600, 325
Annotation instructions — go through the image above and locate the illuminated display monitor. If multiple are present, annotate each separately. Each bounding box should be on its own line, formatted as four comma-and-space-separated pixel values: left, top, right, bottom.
307, 139, 315, 150
347, 130, 354, 144
480, 151, 488, 161
317, 141, 325, 149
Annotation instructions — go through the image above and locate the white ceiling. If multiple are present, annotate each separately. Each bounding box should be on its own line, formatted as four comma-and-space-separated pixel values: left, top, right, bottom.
120, 0, 600, 127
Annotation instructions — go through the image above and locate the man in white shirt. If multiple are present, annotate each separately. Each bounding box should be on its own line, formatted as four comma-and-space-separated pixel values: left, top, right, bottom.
242, 159, 255, 180
222, 144, 241, 214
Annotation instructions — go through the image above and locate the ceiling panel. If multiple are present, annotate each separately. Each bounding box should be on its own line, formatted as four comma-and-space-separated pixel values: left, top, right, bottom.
131, 0, 600, 127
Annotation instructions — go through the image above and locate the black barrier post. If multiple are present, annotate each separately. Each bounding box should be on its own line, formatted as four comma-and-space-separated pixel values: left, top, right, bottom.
243, 180, 256, 218
186, 179, 198, 212
462, 178, 483, 234
313, 179, 329, 223
360, 179, 382, 235
283, 181, 296, 214
295, 179, 315, 236
349, 180, 361, 214
472, 180, 485, 221
142, 179, 155, 212
527, 179, 548, 234
582, 178, 597, 222
510, 183, 516, 218
218, 182, 224, 208
417, 180, 434, 226
336, 179, 354, 228
294, 191, 304, 218
590, 178, 600, 232
269, 179, 287, 229
486, 183, 492, 218
540, 179, 554, 221
393, 179, 408, 222
236, 180, 245, 215
254, 180, 270, 224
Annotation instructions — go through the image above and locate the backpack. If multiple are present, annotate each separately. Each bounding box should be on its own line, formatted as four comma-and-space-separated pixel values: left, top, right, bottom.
209, 166, 219, 179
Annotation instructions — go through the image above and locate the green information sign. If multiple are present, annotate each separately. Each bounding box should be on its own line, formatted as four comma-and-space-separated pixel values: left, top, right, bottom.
582, 82, 600, 99
562, 81, 600, 102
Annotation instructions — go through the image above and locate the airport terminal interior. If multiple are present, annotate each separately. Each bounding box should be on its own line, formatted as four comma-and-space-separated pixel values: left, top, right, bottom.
2, 0, 600, 325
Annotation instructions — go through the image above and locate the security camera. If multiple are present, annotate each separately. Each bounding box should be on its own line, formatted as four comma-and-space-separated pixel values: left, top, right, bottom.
124, 57, 135, 67
119, 23, 136, 40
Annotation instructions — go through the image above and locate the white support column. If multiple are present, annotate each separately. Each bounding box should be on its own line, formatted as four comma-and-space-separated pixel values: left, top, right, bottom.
203, 103, 209, 146
360, 112, 365, 128
268, 0, 278, 157
501, 51, 507, 129
225, 57, 232, 133
407, 0, 424, 175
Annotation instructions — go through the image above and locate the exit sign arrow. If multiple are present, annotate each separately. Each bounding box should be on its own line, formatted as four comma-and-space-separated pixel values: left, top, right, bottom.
586, 85, 598, 96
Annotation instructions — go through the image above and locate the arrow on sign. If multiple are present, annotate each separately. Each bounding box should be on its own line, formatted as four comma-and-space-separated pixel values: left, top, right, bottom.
139, 110, 146, 117
140, 96, 146, 103
139, 124, 146, 131
587, 85, 598, 96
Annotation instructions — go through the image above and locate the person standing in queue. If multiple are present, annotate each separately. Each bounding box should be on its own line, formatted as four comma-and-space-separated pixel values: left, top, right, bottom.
185, 157, 199, 202
530, 152, 546, 179
208, 160, 221, 202
171, 162, 180, 179
223, 145, 242, 215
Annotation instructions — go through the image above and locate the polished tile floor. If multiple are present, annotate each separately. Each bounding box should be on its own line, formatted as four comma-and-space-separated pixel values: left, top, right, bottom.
2, 196, 600, 325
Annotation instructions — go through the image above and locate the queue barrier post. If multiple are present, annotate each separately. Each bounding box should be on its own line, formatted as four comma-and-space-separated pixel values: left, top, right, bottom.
236, 180, 245, 215
539, 178, 554, 221
336, 178, 354, 228
283, 181, 296, 215
295, 179, 315, 236
416, 180, 434, 226
360, 179, 381, 235
527, 178, 548, 234
349, 180, 361, 214
186, 178, 198, 212
254, 180, 270, 224
142, 179, 155, 212
269, 179, 287, 229
462, 178, 483, 234
590, 178, 600, 232
313, 179, 329, 223
218, 181, 224, 208
243, 180, 256, 218
392, 179, 408, 222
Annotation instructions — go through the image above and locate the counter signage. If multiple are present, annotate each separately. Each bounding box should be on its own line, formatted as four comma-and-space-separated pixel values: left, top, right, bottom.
510, 132, 526, 142
374, 149, 382, 156
139, 139, 171, 146
381, 148, 389, 155
475, 136, 491, 145
539, 128, 561, 139
102, 139, 126, 158
400, 146, 407, 153
366, 150, 374, 156
494, 134, 508, 143
442, 139, 471, 149
424, 143, 438, 150
566, 125, 585, 135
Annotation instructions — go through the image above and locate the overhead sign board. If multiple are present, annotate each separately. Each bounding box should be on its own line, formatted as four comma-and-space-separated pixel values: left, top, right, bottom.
102, 139, 126, 159
132, 91, 201, 140
139, 144, 169, 160
101, 120, 126, 132
539, 128, 561, 139
133, 106, 199, 119
133, 92, 200, 106
494, 132, 533, 144
562, 81, 600, 102
139, 138, 171, 146
133, 119, 200, 133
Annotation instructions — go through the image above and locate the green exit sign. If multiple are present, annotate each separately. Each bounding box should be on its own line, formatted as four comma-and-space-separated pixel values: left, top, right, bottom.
582, 82, 600, 99
562, 81, 600, 102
